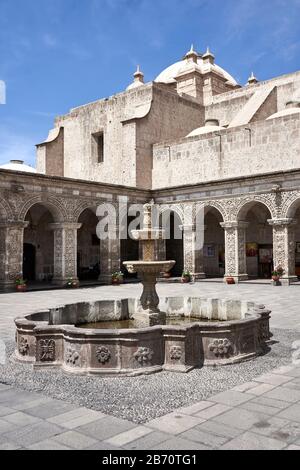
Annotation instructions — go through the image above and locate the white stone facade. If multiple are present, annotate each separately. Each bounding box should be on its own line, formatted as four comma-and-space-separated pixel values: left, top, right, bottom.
1, 46, 300, 288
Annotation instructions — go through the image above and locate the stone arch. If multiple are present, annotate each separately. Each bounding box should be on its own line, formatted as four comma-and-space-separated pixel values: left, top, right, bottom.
74, 201, 99, 222
158, 204, 184, 277
202, 204, 225, 278
158, 204, 184, 224
236, 199, 273, 279
0, 197, 14, 222
18, 195, 67, 222
202, 201, 226, 222
203, 203, 225, 221
282, 194, 300, 218
77, 206, 101, 281
236, 197, 275, 221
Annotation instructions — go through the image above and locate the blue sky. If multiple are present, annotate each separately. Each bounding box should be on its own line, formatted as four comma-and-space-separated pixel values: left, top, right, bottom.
0, 0, 300, 166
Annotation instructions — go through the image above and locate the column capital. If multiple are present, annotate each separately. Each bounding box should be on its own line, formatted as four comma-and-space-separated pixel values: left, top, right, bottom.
0, 221, 29, 229
220, 221, 249, 229
48, 222, 82, 231
179, 224, 196, 232
267, 218, 297, 227
179, 223, 207, 232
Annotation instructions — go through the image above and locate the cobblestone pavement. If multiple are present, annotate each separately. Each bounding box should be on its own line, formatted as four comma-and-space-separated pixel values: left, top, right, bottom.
0, 281, 300, 450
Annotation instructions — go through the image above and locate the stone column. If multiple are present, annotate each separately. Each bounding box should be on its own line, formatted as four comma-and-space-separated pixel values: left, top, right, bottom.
0, 221, 29, 291
181, 224, 205, 280
48, 223, 82, 286
98, 224, 121, 284
268, 218, 298, 285
220, 221, 249, 283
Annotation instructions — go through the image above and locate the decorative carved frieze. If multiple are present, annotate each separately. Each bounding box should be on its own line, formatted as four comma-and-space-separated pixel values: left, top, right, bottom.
38, 339, 55, 362
18, 336, 29, 356
96, 346, 111, 364
66, 346, 80, 365
134, 346, 153, 364
169, 345, 182, 360
209, 338, 232, 357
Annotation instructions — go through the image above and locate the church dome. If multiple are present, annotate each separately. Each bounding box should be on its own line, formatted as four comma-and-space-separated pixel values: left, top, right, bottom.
155, 49, 237, 87
186, 124, 225, 138
266, 107, 300, 120
0, 159, 37, 173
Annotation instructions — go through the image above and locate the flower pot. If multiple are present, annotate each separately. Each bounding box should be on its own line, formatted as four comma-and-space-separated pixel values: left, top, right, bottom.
181, 276, 190, 283
226, 277, 235, 285
16, 284, 26, 292
272, 275, 280, 282
112, 278, 120, 285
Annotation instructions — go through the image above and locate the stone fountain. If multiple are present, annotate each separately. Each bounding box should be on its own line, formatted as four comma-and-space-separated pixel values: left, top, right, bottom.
123, 200, 175, 325
14, 202, 272, 375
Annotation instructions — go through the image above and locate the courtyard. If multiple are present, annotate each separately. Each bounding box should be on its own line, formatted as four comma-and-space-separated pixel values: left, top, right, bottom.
0, 281, 299, 450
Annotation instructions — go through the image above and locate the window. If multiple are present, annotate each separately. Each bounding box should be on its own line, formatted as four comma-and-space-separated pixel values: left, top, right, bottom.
92, 132, 104, 163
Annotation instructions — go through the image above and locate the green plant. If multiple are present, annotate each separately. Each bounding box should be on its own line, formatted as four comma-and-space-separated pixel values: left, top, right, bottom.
15, 278, 26, 286
272, 265, 284, 277
111, 271, 124, 279
181, 271, 191, 278
66, 278, 79, 287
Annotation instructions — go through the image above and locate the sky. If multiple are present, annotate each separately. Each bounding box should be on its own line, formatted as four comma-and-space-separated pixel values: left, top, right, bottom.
0, 0, 300, 167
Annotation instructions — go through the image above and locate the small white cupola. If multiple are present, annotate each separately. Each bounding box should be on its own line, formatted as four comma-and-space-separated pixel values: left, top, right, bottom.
202, 46, 215, 65
247, 72, 258, 86
126, 65, 145, 91
184, 44, 200, 64
0, 159, 37, 173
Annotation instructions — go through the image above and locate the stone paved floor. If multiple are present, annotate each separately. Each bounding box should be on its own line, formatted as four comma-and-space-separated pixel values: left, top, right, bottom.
0, 363, 300, 450
0, 280, 300, 339
0, 281, 300, 450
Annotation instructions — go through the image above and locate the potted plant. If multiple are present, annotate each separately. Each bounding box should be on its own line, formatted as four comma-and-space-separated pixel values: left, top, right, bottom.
15, 278, 27, 292
181, 271, 191, 283
111, 271, 124, 285
272, 265, 284, 283
66, 278, 79, 288
225, 276, 235, 285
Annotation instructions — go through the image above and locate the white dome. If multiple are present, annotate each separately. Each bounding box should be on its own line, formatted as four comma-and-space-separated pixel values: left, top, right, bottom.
266, 108, 300, 120
186, 125, 225, 138
126, 81, 145, 91
155, 57, 237, 86
0, 160, 37, 173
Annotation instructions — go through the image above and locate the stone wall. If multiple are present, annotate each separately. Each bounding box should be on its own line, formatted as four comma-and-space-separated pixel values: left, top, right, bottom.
205, 71, 300, 126
136, 85, 203, 188
152, 113, 300, 189
37, 83, 203, 189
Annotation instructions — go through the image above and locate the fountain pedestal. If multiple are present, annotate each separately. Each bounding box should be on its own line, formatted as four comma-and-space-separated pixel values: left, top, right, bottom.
123, 201, 175, 325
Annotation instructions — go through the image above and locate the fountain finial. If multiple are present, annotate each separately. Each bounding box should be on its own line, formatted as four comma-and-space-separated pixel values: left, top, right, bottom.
143, 199, 155, 230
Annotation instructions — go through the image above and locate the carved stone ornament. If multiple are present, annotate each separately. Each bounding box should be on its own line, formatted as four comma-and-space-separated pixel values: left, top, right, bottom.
134, 346, 153, 364
66, 346, 79, 365
96, 346, 111, 364
18, 336, 29, 356
209, 338, 232, 357
38, 339, 55, 362
170, 345, 182, 360
258, 322, 270, 344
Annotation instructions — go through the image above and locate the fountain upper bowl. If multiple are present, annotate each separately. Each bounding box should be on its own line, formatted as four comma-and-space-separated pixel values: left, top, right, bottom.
123, 260, 175, 274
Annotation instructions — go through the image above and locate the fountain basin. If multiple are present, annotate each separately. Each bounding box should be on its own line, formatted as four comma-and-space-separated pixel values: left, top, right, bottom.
15, 297, 271, 375
123, 260, 175, 274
